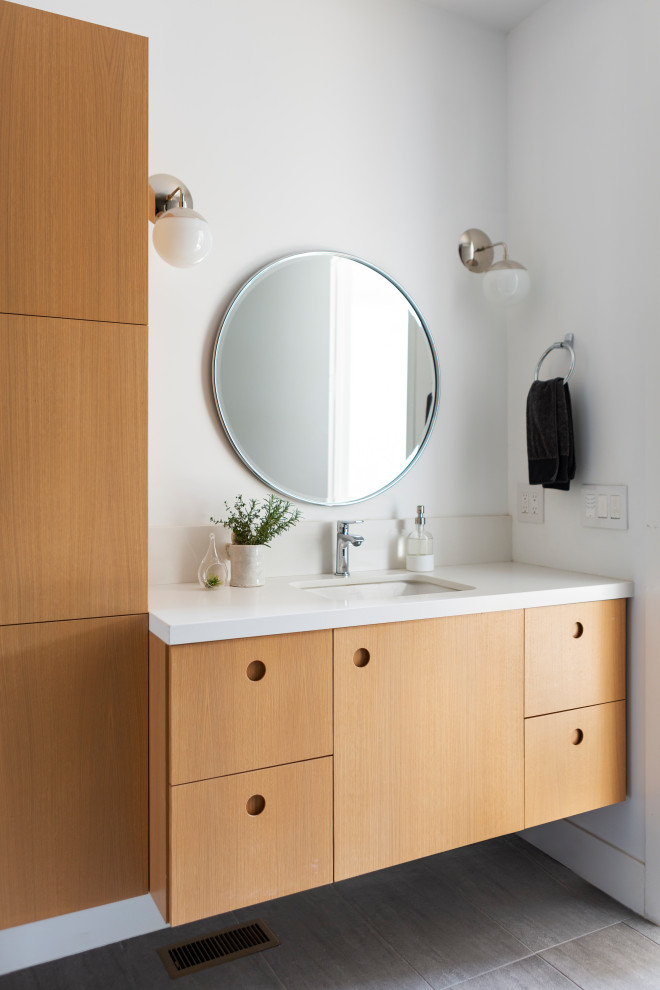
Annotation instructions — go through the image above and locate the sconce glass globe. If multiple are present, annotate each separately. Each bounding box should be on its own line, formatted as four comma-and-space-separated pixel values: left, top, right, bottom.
152, 207, 212, 268
482, 262, 530, 307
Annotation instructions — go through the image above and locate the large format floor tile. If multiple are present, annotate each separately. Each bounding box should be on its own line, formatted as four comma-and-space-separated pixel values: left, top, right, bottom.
414, 835, 631, 952
541, 922, 660, 989
335, 857, 530, 989
445, 953, 579, 989
232, 884, 434, 990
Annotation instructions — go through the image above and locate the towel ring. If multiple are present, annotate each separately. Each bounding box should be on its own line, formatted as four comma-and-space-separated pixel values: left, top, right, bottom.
534, 333, 575, 385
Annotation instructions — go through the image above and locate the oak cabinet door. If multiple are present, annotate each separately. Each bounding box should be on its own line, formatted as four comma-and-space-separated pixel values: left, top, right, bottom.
168, 631, 333, 784
0, 2, 147, 325
169, 758, 333, 926
525, 701, 626, 827
0, 615, 148, 929
333, 612, 524, 881
525, 600, 626, 717
0, 314, 147, 624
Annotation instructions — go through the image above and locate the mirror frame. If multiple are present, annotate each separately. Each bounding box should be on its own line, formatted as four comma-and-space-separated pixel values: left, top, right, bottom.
211, 251, 440, 505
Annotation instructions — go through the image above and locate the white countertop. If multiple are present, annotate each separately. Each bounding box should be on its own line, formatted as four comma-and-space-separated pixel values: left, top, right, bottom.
149, 562, 633, 645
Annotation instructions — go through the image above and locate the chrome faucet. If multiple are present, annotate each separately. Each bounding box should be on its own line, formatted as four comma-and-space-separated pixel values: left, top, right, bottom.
335, 520, 364, 577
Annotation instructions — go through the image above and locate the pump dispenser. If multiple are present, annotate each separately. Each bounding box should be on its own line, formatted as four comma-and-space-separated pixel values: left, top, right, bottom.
405, 505, 434, 572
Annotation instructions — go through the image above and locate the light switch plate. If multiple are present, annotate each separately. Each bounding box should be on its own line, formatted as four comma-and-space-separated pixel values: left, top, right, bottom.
581, 484, 628, 529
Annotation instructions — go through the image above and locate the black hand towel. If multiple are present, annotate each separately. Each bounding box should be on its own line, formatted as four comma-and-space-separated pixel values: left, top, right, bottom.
526, 378, 575, 490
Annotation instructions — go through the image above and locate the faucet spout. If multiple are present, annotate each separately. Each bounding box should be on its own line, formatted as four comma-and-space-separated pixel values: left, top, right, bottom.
335, 521, 364, 577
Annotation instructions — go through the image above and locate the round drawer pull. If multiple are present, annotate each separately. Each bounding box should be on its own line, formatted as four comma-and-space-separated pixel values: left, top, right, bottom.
246, 660, 266, 681
572, 622, 584, 639
353, 648, 370, 668
246, 794, 266, 816
571, 728, 584, 745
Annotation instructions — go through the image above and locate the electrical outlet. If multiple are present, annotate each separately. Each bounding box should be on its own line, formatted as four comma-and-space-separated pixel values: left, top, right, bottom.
517, 483, 544, 524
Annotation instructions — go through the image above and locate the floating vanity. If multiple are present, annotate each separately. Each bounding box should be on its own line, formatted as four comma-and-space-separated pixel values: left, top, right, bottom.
149, 562, 631, 926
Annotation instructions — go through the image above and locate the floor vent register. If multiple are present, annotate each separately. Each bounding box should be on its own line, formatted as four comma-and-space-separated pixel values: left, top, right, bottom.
157, 918, 280, 978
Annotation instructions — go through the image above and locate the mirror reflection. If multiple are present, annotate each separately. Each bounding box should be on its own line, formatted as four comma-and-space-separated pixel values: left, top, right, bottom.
212, 253, 439, 505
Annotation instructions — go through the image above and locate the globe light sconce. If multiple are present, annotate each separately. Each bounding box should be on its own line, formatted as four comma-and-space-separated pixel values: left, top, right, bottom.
458, 228, 530, 307
149, 173, 212, 268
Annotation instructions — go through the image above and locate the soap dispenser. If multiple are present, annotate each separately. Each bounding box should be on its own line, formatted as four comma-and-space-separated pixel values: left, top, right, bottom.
406, 505, 434, 572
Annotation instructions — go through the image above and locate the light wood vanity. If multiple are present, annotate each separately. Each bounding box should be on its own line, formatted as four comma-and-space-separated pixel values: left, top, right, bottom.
149, 589, 627, 927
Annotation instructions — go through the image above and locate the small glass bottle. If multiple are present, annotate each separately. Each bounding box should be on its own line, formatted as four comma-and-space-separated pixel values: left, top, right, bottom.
197, 533, 228, 589
405, 505, 434, 572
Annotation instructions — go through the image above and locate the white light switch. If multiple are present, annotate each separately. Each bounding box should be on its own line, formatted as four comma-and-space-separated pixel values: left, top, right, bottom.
581, 485, 628, 530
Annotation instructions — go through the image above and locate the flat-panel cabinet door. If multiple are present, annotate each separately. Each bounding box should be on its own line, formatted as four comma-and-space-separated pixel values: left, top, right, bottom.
0, 2, 147, 325
334, 612, 524, 881
168, 631, 333, 784
0, 314, 147, 624
0, 615, 148, 929
169, 758, 334, 926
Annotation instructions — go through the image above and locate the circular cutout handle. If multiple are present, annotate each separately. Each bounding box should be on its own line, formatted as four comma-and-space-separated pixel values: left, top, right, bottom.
572, 621, 584, 639
353, 648, 370, 668
246, 794, 266, 816
247, 660, 266, 681
571, 728, 584, 745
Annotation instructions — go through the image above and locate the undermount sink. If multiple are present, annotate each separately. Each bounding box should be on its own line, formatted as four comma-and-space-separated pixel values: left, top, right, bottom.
291, 573, 474, 602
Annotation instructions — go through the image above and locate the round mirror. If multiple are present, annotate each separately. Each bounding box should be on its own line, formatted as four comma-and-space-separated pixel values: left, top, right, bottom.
212, 252, 439, 505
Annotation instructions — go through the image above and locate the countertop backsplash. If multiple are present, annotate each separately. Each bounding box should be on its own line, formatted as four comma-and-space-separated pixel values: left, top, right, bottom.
149, 515, 512, 586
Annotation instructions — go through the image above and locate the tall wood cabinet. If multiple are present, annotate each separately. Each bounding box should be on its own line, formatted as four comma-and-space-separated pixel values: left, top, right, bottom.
0, 1, 148, 929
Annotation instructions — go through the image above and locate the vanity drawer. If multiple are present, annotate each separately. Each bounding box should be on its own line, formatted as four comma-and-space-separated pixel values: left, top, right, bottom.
524, 701, 626, 828
525, 600, 625, 717
168, 630, 332, 784
168, 757, 333, 925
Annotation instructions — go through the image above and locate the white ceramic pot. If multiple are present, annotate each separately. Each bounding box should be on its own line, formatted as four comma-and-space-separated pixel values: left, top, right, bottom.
227, 544, 265, 587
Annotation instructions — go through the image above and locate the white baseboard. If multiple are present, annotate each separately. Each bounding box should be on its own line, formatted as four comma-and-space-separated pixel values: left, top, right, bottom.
520, 820, 645, 915
0, 894, 168, 976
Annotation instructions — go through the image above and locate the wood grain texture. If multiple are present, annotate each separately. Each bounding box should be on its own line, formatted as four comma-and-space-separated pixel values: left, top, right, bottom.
149, 634, 168, 922
525, 600, 626, 717
169, 757, 333, 925
169, 631, 333, 784
333, 612, 525, 881
525, 701, 626, 828
0, 615, 148, 930
0, 314, 147, 624
0, 1, 147, 325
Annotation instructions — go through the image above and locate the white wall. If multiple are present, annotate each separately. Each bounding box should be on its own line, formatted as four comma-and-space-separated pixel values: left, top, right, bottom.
507, 0, 660, 917
19, 0, 510, 530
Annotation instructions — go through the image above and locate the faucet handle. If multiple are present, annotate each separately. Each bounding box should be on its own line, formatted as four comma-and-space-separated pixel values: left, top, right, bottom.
337, 520, 364, 533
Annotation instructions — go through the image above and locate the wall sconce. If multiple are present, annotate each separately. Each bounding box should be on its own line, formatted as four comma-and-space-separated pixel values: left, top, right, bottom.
458, 228, 530, 307
149, 173, 212, 268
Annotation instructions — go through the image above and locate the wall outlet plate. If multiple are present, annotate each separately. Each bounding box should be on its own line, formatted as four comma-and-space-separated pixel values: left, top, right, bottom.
517, 483, 544, 524
581, 484, 628, 529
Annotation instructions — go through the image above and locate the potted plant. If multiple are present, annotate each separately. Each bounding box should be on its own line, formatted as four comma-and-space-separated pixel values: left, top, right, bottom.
211, 494, 302, 587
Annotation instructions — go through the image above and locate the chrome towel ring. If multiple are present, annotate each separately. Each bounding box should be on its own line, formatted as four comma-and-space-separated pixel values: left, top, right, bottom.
534, 333, 575, 385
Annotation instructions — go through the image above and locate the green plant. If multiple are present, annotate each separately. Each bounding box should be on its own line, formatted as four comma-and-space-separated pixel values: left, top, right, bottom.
211, 494, 302, 547
205, 574, 221, 587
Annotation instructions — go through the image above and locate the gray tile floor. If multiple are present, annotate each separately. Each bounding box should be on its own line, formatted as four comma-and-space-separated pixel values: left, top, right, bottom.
2, 835, 659, 989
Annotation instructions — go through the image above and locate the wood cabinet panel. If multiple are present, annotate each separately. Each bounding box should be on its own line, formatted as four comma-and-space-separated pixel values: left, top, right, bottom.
333, 612, 524, 881
169, 757, 333, 926
525, 701, 626, 828
0, 314, 147, 624
0, 615, 148, 929
0, 1, 147, 324
169, 631, 332, 784
149, 633, 168, 922
525, 600, 626, 717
